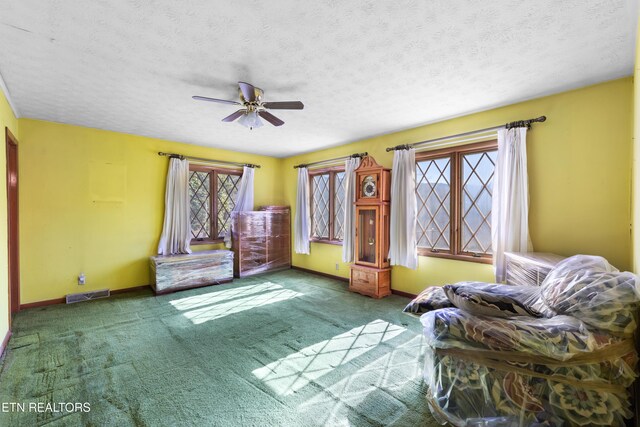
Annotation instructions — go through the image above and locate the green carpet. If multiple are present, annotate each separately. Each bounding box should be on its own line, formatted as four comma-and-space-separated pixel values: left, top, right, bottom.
0, 270, 437, 426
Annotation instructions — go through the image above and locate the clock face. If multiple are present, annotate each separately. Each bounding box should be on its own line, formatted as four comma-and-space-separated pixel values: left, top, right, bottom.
362, 175, 377, 197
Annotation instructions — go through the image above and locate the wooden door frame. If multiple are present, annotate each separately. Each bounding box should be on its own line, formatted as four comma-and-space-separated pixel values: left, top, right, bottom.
5, 127, 19, 325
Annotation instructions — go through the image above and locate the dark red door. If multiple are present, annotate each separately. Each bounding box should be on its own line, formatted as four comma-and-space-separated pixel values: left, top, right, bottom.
5, 127, 19, 322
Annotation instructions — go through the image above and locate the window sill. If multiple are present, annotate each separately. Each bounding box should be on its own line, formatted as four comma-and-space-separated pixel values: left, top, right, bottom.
310, 239, 343, 246
190, 238, 225, 246
417, 249, 492, 265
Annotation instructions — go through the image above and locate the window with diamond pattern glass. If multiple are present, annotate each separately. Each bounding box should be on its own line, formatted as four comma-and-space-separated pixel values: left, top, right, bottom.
416, 158, 451, 251
189, 171, 211, 240
188, 167, 242, 243
333, 172, 346, 240
461, 150, 497, 255
414, 142, 497, 259
310, 169, 345, 242
311, 174, 330, 238
216, 174, 241, 237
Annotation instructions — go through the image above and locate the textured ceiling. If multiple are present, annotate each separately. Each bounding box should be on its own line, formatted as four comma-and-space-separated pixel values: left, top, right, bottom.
0, 0, 637, 157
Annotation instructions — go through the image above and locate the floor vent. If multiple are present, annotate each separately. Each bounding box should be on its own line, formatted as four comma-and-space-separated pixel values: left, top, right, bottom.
66, 289, 110, 304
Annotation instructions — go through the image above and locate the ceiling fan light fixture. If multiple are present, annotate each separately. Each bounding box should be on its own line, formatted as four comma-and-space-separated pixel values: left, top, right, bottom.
238, 110, 263, 130
193, 81, 299, 128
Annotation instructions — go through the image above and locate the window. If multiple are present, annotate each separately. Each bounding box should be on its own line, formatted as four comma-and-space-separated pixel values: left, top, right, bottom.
188, 165, 242, 244
310, 167, 346, 244
415, 140, 497, 262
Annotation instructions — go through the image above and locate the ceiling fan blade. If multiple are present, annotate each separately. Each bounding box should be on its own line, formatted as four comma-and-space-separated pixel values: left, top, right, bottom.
222, 109, 246, 122
238, 81, 256, 102
193, 96, 241, 105
263, 101, 304, 110
258, 111, 284, 127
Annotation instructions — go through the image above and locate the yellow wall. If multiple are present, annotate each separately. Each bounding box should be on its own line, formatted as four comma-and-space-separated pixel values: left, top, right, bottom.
284, 78, 634, 294
0, 88, 18, 342
13, 77, 636, 302
633, 19, 640, 272
18, 119, 284, 304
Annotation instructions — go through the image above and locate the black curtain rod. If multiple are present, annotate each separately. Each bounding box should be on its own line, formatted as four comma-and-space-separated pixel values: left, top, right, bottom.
386, 116, 546, 152
294, 152, 368, 169
157, 152, 261, 168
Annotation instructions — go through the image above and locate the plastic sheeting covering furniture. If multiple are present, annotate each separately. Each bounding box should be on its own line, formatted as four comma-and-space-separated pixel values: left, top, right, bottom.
150, 250, 233, 294
231, 207, 291, 277
505, 252, 566, 287
420, 255, 640, 427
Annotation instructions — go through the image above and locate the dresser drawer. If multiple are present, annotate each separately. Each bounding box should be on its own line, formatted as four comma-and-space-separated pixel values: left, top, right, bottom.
349, 266, 391, 299
352, 269, 376, 286
350, 277, 374, 294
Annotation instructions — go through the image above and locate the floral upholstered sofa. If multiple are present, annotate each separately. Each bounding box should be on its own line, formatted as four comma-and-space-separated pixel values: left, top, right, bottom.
415, 255, 640, 427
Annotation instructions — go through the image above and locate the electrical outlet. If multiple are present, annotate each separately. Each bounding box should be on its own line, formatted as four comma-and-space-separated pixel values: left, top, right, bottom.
78, 273, 86, 285
335, 263, 339, 271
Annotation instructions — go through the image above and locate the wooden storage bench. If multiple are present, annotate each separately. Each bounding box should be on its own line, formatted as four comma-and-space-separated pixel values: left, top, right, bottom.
149, 250, 234, 294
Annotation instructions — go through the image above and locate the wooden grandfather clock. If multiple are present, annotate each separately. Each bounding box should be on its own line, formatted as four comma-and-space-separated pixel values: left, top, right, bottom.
349, 155, 392, 298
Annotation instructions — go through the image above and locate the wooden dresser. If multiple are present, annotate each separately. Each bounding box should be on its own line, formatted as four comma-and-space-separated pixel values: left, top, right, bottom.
231, 207, 291, 277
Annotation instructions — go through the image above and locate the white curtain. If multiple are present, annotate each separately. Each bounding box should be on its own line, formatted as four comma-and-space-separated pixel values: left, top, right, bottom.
157, 158, 192, 255
341, 157, 361, 262
491, 127, 532, 282
294, 167, 311, 254
389, 149, 418, 269
225, 166, 255, 248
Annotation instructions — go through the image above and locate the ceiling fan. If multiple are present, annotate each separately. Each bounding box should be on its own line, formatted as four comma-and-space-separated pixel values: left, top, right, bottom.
192, 81, 304, 129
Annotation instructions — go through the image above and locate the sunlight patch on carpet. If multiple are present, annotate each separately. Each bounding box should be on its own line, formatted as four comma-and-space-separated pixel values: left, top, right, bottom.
169, 282, 286, 311
297, 334, 426, 425
180, 287, 303, 324
252, 319, 406, 395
